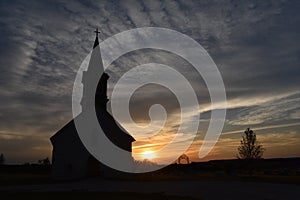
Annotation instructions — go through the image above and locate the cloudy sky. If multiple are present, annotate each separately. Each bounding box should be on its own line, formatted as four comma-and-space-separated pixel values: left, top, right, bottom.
0, 0, 299, 164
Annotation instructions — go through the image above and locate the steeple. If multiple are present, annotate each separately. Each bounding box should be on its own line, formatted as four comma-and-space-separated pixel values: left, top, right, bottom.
95, 72, 109, 110
81, 28, 107, 111
93, 28, 100, 48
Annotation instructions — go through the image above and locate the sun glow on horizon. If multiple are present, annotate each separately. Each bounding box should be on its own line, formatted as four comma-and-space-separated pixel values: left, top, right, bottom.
142, 151, 156, 160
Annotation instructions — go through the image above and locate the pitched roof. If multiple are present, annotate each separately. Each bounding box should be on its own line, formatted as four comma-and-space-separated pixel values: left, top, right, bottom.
50, 110, 135, 146
51, 29, 135, 148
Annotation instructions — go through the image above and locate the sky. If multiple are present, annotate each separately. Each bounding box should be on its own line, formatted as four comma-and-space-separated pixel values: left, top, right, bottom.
0, 0, 299, 164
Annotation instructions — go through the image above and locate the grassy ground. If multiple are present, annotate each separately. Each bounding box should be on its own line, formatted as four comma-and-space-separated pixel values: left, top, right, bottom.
1, 171, 300, 186
0, 191, 200, 200
0, 173, 51, 186
131, 172, 300, 185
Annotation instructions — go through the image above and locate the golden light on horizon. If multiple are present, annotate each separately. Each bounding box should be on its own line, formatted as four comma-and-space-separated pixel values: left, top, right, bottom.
142, 151, 156, 160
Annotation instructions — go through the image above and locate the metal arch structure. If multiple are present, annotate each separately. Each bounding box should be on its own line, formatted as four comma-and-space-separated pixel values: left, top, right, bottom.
177, 154, 190, 164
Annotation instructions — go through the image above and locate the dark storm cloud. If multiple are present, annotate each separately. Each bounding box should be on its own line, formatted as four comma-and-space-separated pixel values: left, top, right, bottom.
0, 0, 299, 163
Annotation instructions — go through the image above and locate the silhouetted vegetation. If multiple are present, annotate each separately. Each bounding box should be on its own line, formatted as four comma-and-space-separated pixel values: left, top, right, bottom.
38, 157, 50, 165
237, 128, 265, 159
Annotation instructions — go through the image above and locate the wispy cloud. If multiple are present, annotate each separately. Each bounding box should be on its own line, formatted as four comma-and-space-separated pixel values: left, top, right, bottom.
0, 0, 299, 163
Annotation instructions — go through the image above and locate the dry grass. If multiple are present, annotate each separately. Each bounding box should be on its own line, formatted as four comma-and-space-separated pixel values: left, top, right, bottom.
0, 191, 201, 200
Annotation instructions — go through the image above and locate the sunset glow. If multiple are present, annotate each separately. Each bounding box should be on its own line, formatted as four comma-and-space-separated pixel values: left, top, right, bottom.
142, 151, 156, 160
0, 1, 299, 166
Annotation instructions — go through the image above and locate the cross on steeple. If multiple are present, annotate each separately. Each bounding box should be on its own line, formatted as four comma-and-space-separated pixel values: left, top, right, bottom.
94, 28, 100, 38
93, 28, 100, 48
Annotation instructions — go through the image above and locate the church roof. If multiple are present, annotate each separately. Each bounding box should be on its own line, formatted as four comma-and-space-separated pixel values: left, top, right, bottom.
50, 111, 135, 145
51, 28, 135, 148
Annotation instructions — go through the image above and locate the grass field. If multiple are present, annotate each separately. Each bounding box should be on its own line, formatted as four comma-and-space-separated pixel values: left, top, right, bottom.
0, 173, 51, 186
0, 191, 200, 200
1, 171, 300, 187
1, 172, 299, 200
1, 158, 300, 186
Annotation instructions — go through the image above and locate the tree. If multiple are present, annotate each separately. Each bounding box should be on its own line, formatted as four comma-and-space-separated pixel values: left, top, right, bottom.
237, 128, 265, 159
0, 153, 5, 165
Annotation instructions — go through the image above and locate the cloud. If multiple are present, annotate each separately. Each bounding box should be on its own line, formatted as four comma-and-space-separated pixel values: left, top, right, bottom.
228, 93, 300, 125
0, 0, 299, 163
222, 122, 300, 136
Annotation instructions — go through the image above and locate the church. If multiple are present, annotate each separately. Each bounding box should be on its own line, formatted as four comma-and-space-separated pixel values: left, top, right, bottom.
50, 30, 136, 180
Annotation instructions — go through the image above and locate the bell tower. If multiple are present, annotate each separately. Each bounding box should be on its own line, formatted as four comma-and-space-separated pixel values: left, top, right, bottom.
81, 28, 109, 111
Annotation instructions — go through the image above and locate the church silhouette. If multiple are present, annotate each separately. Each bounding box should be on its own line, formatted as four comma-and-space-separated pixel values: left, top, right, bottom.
50, 29, 135, 180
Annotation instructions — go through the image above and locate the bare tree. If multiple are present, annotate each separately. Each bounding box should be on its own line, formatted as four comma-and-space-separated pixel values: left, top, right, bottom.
238, 128, 265, 159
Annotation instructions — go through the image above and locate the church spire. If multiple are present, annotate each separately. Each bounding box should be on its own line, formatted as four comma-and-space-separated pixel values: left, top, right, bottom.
93, 28, 100, 48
